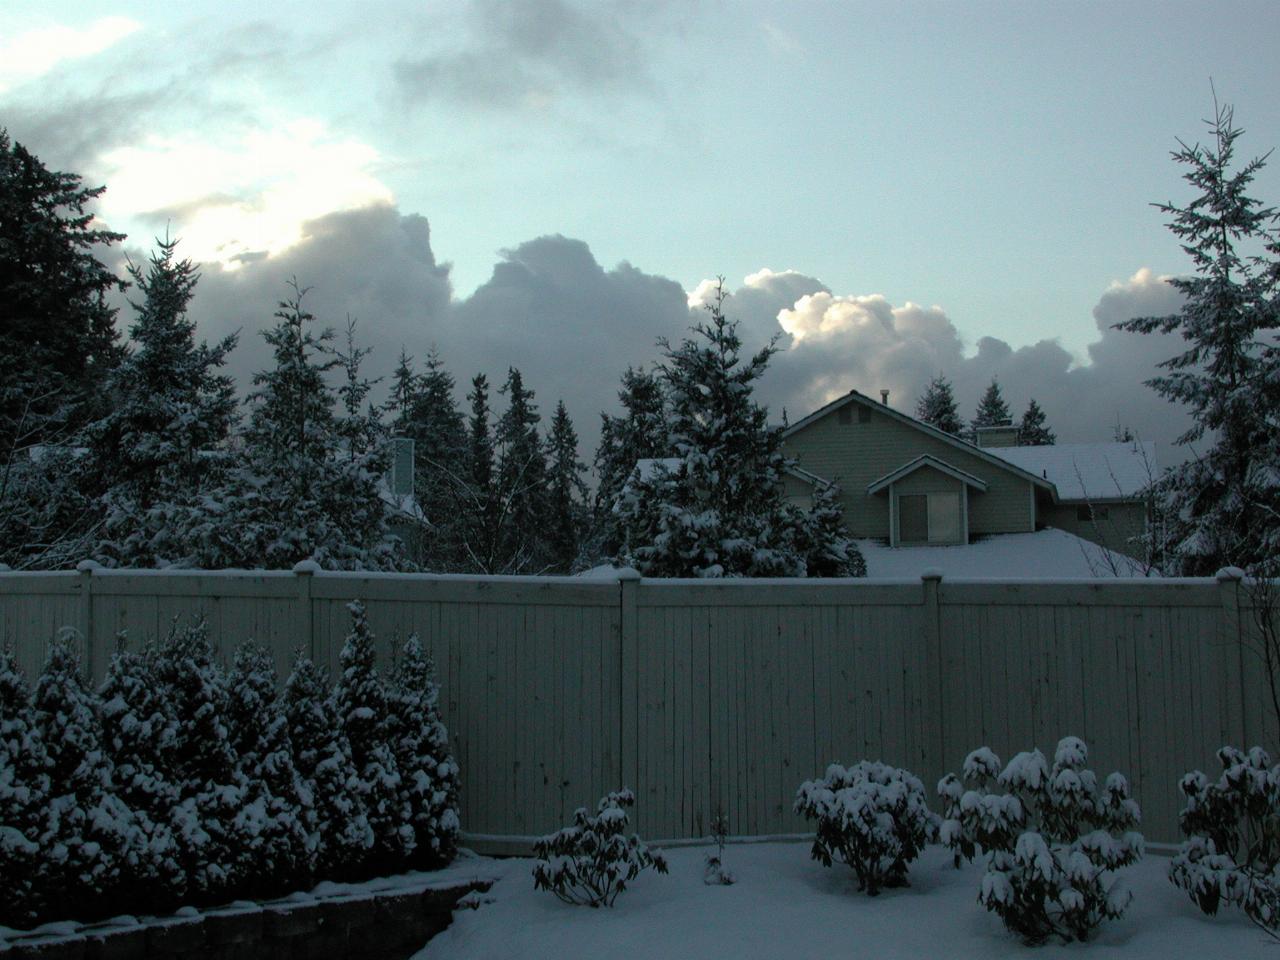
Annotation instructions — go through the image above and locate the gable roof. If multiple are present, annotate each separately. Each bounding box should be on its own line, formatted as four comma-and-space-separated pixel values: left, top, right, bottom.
783, 389, 1057, 496
866, 454, 990, 495
989, 442, 1158, 501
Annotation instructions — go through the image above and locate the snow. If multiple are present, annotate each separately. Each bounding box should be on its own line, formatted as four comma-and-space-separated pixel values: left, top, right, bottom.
990, 442, 1158, 501
855, 529, 1150, 578
414, 842, 1268, 959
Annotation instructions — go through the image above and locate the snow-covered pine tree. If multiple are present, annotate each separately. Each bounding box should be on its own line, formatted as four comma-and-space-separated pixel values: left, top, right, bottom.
1114, 101, 1280, 575
461, 373, 501, 573
546, 400, 589, 572
33, 634, 138, 918
333, 601, 411, 873
403, 348, 469, 571
793, 481, 867, 577
494, 368, 550, 573
389, 634, 460, 868
615, 279, 863, 578
914, 375, 964, 435
98, 638, 185, 905
593, 367, 670, 555
970, 378, 1012, 439
218, 282, 401, 571
0, 649, 52, 927
283, 653, 373, 880
227, 643, 314, 896
1016, 398, 1056, 446
334, 316, 384, 465
84, 235, 239, 568
151, 620, 251, 900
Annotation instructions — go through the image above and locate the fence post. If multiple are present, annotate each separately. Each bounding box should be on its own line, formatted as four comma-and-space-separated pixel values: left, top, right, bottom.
617, 568, 641, 805
1216, 566, 1247, 747
294, 560, 320, 661
75, 559, 100, 679
921, 569, 944, 778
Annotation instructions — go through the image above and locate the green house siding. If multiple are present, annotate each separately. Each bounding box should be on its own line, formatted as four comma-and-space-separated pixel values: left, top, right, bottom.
1042, 501, 1147, 559
783, 398, 1036, 540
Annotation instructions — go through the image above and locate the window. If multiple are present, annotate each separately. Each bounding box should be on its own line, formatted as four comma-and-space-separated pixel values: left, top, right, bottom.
1076, 504, 1108, 522
898, 491, 962, 544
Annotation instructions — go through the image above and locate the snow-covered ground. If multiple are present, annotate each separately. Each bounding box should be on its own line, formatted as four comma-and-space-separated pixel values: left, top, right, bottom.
417, 842, 1268, 960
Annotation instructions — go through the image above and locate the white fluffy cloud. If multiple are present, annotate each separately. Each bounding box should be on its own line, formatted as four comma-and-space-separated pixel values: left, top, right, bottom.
0, 15, 140, 93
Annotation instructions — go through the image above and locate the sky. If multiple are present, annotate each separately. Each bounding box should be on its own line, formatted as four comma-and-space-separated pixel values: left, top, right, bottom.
3, 0, 1279, 462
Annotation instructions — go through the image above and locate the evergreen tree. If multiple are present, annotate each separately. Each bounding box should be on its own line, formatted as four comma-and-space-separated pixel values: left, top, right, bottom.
1115, 100, 1280, 574
284, 654, 373, 880
793, 482, 867, 577
546, 400, 589, 572
1016, 398, 1056, 446
615, 279, 864, 578
334, 317, 383, 462
85, 236, 239, 567
0, 650, 52, 927
333, 601, 410, 872
227, 643, 314, 895
593, 367, 670, 553
385, 348, 419, 435
462, 373, 500, 573
98, 639, 185, 905
34, 635, 138, 917
0, 130, 125, 455
970, 378, 1012, 439
389, 635, 460, 868
404, 348, 469, 570
494, 368, 549, 573
914, 375, 963, 435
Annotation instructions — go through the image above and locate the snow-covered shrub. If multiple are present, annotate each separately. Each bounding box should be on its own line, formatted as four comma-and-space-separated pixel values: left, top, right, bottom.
794, 761, 938, 895
227, 643, 315, 895
333, 600, 411, 872
1168, 745, 1280, 932
532, 788, 668, 907
703, 806, 735, 886
0, 649, 52, 927
389, 634, 460, 868
284, 653, 373, 879
942, 737, 1143, 944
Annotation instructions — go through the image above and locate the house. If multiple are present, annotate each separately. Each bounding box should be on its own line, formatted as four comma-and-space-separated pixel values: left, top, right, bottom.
780, 389, 1156, 565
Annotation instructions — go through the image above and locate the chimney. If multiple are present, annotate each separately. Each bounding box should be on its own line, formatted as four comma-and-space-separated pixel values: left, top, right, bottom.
974, 422, 1020, 448
880, 389, 890, 405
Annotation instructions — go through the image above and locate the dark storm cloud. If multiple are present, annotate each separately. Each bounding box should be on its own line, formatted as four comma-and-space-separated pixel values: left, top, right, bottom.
394, 0, 659, 109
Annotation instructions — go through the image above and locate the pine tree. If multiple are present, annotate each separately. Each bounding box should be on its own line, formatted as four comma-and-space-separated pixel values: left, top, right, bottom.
462, 373, 500, 573
404, 348, 469, 570
389, 635, 460, 868
914, 375, 963, 435
615, 279, 863, 578
334, 317, 383, 462
0, 129, 125, 455
385, 348, 419, 435
593, 367, 670, 553
333, 601, 410, 872
34, 635, 137, 917
0, 650, 52, 927
85, 236, 239, 568
970, 379, 1012, 439
98, 639, 186, 905
546, 400, 589, 572
1016, 398, 1056, 446
1115, 100, 1280, 575
284, 654, 373, 880
495, 368, 549, 573
227, 643, 314, 895
793, 482, 867, 577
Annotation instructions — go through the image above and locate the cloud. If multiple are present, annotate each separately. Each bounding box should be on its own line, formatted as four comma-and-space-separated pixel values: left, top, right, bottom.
394, 0, 657, 110
0, 15, 141, 93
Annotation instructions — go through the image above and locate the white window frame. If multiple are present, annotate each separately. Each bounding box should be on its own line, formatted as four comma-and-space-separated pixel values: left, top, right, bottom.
890, 483, 967, 546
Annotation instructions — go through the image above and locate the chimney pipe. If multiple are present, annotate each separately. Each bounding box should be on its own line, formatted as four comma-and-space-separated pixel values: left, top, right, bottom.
880, 389, 889, 405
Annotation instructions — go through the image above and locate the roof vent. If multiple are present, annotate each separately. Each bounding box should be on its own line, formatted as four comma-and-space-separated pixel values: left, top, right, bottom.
880, 389, 890, 405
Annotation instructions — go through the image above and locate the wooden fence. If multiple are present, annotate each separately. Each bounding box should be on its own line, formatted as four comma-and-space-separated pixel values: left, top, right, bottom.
1, 565, 1275, 847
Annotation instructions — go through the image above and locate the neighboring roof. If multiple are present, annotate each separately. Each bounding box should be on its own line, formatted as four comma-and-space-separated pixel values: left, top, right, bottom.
988, 442, 1158, 502
784, 464, 834, 489
856, 529, 1152, 579
783, 389, 1056, 495
866, 454, 989, 495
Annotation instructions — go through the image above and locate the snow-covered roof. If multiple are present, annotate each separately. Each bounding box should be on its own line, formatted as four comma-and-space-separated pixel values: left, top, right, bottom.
866, 455, 989, 495
856, 528, 1152, 579
988, 442, 1157, 502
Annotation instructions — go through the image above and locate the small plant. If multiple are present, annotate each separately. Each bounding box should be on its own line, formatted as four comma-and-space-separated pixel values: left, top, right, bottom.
794, 760, 938, 895
532, 789, 668, 907
703, 806, 735, 885
940, 737, 1143, 944
1168, 745, 1280, 939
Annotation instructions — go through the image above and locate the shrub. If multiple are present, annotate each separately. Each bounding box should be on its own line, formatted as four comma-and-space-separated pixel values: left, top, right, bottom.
1168, 745, 1280, 935
703, 806, 735, 886
532, 788, 668, 907
794, 760, 938, 895
0, 649, 52, 927
940, 737, 1143, 944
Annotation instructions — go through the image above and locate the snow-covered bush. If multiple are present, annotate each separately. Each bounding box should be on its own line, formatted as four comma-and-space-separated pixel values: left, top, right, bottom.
532, 788, 668, 907
941, 737, 1143, 944
1168, 745, 1280, 933
794, 761, 938, 895
0, 649, 52, 927
389, 634, 460, 868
